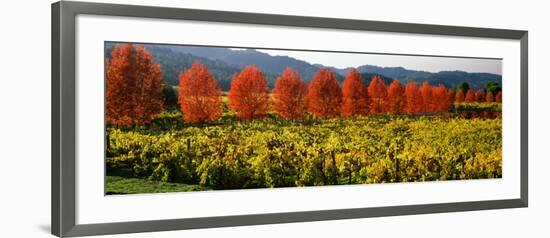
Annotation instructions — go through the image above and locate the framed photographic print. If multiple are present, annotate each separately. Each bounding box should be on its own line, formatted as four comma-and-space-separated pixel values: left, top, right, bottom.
52, 1, 528, 237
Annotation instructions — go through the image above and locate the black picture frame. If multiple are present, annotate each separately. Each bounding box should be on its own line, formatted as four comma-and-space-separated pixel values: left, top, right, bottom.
51, 1, 528, 237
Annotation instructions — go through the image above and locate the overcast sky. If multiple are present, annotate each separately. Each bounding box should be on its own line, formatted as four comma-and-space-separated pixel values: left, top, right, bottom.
251, 49, 502, 75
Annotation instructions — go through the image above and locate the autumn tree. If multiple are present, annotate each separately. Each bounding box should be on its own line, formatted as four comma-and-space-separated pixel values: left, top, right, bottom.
486, 91, 494, 103
465, 89, 476, 103
495, 91, 502, 103
178, 61, 222, 123
386, 80, 405, 114
307, 68, 342, 118
419, 81, 434, 112
106, 43, 165, 126
475, 89, 485, 102
228, 65, 270, 120
341, 69, 369, 116
404, 81, 423, 113
455, 90, 465, 103
368, 75, 388, 114
448, 89, 456, 105
273, 68, 308, 120
447, 89, 456, 111
432, 84, 451, 112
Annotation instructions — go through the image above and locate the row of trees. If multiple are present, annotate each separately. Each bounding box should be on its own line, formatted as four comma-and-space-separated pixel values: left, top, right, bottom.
179, 62, 503, 123
455, 88, 502, 104
178, 63, 458, 122
106, 44, 502, 126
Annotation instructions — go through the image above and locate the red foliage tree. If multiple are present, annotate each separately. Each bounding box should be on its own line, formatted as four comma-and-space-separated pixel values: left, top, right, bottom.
178, 61, 222, 123
448, 89, 456, 105
105, 43, 164, 126
432, 84, 451, 112
273, 68, 308, 120
495, 91, 502, 103
404, 81, 423, 113
486, 91, 494, 103
386, 80, 405, 114
455, 90, 465, 103
475, 89, 485, 102
341, 69, 369, 116
419, 82, 434, 112
228, 65, 270, 120
465, 89, 476, 103
307, 68, 342, 118
368, 75, 388, 114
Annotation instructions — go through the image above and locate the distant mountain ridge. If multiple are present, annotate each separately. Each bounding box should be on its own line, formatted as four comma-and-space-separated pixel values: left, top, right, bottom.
105, 43, 502, 91
168, 46, 322, 82
357, 65, 433, 79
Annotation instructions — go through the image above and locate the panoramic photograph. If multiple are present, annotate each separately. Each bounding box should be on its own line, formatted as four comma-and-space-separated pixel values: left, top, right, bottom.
104, 42, 503, 195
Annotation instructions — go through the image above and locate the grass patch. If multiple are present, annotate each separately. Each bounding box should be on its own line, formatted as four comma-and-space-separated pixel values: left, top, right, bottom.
105, 176, 205, 195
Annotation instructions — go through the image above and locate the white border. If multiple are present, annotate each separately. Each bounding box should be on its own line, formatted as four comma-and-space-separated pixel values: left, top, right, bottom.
75, 15, 521, 224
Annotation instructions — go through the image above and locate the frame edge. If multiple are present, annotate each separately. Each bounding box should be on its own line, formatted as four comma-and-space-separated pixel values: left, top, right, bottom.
55, 1, 79, 237
51, 1, 61, 237
62, 199, 525, 237
64, 1, 526, 39
520, 31, 529, 207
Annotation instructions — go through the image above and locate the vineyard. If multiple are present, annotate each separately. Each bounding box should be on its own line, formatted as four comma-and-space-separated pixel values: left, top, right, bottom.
104, 43, 502, 194
106, 110, 502, 193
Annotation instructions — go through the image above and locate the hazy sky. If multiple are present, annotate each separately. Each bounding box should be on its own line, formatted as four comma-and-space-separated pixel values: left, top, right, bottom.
249, 49, 502, 75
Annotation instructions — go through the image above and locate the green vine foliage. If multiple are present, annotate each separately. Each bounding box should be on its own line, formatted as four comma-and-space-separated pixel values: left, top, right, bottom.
107, 112, 502, 190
